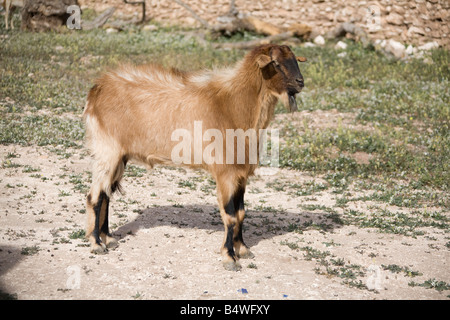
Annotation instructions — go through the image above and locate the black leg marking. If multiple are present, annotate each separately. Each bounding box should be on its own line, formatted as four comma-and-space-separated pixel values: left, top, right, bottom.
93, 191, 105, 245
224, 196, 236, 217
222, 182, 249, 269
236, 223, 244, 244
225, 223, 236, 261
111, 181, 119, 194
224, 194, 237, 261
232, 185, 247, 245
233, 185, 245, 213
100, 193, 110, 236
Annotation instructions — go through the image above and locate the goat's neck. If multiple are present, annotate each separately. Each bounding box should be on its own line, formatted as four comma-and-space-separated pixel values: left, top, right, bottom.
227, 63, 278, 131
255, 90, 278, 131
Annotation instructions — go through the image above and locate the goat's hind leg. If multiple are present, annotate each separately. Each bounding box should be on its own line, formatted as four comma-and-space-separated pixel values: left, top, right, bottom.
100, 188, 118, 250
87, 191, 118, 254
87, 190, 108, 254
86, 157, 124, 254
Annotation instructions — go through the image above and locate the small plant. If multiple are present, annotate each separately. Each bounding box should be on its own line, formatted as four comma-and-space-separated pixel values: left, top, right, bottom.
58, 190, 71, 197
21, 245, 40, 256
381, 264, 422, 278
132, 292, 143, 299
69, 229, 86, 239
409, 279, 450, 292
280, 240, 299, 250
178, 179, 197, 190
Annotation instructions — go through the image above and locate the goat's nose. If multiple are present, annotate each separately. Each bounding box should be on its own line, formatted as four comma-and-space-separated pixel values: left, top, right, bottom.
296, 78, 304, 87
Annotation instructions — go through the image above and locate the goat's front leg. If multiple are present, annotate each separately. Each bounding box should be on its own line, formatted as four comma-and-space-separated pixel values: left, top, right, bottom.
232, 182, 254, 260
220, 195, 241, 271
217, 177, 252, 271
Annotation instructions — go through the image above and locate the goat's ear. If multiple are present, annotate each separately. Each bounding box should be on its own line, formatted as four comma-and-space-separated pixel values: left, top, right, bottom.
296, 56, 307, 62
256, 54, 273, 68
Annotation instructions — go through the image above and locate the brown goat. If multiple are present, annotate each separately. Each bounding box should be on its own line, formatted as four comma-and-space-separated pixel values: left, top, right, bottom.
83, 44, 306, 271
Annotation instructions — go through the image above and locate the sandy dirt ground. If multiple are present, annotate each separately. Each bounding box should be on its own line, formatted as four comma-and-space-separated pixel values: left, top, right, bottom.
0, 136, 449, 300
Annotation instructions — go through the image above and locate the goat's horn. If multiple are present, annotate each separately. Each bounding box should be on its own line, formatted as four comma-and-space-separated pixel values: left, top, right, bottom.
296, 56, 307, 62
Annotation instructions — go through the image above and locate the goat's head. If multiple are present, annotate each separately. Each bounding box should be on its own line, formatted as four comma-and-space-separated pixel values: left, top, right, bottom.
255, 44, 307, 112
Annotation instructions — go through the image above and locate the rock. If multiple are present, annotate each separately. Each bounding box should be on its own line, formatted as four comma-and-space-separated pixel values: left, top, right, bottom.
105, 27, 118, 34
337, 52, 347, 58
392, 5, 405, 15
405, 44, 415, 55
303, 42, 316, 48
334, 40, 348, 50
385, 39, 405, 59
143, 24, 158, 32
418, 41, 439, 50
407, 26, 425, 36
183, 17, 198, 26
374, 39, 387, 48
313, 35, 325, 45
386, 12, 404, 25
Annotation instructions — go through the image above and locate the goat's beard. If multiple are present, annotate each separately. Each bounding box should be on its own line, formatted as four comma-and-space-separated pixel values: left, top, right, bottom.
277, 92, 298, 113
288, 94, 298, 112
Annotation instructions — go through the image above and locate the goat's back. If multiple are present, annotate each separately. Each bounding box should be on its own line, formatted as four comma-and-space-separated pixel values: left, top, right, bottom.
83, 64, 231, 167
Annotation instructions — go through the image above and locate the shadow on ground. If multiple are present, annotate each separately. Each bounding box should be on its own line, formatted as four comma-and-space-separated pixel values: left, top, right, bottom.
114, 204, 344, 249
0, 246, 24, 300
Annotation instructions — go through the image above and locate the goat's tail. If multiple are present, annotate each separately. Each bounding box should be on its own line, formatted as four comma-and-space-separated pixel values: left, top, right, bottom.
83, 84, 101, 116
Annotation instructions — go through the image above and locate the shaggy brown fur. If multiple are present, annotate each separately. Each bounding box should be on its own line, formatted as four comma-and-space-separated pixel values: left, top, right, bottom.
83, 44, 306, 270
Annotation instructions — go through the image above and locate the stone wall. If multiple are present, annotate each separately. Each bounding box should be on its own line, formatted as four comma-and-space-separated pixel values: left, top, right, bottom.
79, 0, 449, 48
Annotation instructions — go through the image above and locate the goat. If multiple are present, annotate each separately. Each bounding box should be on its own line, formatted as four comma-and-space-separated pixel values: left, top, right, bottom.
83, 44, 306, 271
2, 0, 23, 30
